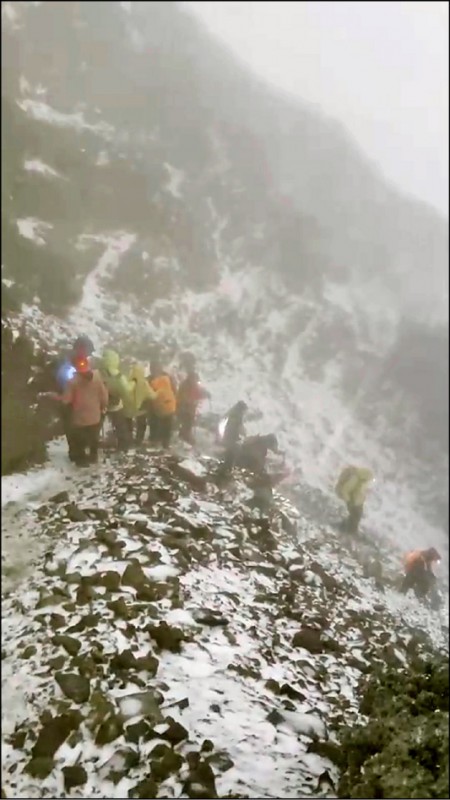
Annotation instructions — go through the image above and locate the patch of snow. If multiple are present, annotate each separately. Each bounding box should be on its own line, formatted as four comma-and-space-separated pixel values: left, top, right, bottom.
118, 696, 142, 718
163, 162, 185, 199
70, 232, 136, 342
96, 150, 110, 167
178, 458, 208, 478
16, 218, 53, 246
144, 564, 179, 581
17, 99, 115, 140
19, 76, 31, 94
2, 278, 15, 288
23, 159, 61, 179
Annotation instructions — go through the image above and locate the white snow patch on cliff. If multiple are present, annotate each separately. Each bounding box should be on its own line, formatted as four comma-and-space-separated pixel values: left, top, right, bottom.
17, 99, 115, 140
16, 218, 53, 246
24, 159, 62, 179
164, 162, 185, 199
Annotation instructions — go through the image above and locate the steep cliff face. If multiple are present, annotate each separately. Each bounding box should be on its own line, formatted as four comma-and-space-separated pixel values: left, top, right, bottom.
1, 1, 448, 546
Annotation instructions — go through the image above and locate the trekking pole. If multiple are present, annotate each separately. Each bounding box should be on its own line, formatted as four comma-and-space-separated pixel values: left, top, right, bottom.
100, 414, 106, 448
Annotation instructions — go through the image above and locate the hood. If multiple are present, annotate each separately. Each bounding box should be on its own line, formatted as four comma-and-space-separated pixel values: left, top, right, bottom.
102, 349, 120, 376
129, 363, 147, 383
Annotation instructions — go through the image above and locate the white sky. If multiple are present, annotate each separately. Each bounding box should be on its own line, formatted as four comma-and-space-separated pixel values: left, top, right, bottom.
187, 1, 449, 217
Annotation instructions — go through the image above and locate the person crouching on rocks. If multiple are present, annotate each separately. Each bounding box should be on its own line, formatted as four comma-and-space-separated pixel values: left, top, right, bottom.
177, 366, 210, 445
124, 362, 159, 445
335, 466, 374, 534
237, 433, 279, 474
53, 356, 108, 466
147, 360, 177, 448
400, 547, 441, 601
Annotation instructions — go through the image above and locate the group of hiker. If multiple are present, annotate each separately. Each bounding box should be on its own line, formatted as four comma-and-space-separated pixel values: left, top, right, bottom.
334, 465, 442, 604
47, 335, 443, 607
48, 336, 210, 466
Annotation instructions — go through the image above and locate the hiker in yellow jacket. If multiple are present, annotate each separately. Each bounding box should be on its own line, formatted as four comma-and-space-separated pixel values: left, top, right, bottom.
100, 349, 133, 451
123, 363, 158, 445
335, 466, 374, 534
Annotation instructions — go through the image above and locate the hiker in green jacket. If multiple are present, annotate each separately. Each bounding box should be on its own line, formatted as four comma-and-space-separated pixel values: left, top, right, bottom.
100, 349, 133, 451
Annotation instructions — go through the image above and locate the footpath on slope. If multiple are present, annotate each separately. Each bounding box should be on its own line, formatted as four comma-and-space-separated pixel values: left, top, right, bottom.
1, 447, 448, 799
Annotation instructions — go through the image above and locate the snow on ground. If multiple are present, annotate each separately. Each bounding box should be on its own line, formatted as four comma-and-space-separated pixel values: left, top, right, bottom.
70, 232, 136, 339
1, 440, 93, 592
23, 159, 62, 179
2, 450, 447, 798
9, 243, 448, 575
1, 441, 70, 510
16, 218, 53, 245
6, 202, 447, 585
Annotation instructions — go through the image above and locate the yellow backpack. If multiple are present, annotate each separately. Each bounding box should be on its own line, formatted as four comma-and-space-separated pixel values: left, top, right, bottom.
335, 466, 357, 500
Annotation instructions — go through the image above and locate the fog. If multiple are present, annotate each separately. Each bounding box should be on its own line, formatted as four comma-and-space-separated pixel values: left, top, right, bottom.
188, 0, 449, 217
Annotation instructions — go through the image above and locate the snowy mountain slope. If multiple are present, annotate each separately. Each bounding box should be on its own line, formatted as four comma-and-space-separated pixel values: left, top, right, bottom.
1, 2, 448, 548
6, 230, 448, 571
2, 450, 448, 799
1, 6, 449, 795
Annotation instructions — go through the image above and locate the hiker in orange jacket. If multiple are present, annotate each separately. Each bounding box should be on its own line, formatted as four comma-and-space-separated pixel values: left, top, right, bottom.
400, 547, 441, 599
147, 360, 177, 448
177, 366, 210, 445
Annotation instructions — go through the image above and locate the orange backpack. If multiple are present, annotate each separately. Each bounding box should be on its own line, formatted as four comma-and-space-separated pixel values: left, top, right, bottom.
150, 374, 176, 417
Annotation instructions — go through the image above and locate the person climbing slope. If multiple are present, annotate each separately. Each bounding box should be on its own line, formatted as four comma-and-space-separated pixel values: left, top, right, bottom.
124, 362, 159, 445
218, 400, 248, 474
100, 350, 133, 451
400, 547, 441, 601
52, 355, 108, 466
177, 366, 210, 445
335, 465, 374, 534
147, 360, 177, 448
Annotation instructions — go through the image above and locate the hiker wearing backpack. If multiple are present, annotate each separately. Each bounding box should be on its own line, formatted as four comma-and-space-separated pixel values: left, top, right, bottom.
237, 433, 279, 474
100, 350, 133, 451
177, 366, 210, 445
335, 466, 374, 534
147, 360, 177, 448
400, 548, 441, 601
123, 362, 158, 445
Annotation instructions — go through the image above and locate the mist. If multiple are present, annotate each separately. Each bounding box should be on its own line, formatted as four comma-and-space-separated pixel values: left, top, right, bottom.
1, 4, 448, 798
188, 0, 449, 217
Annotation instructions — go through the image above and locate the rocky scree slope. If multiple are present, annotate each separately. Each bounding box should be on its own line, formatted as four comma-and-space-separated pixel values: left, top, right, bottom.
1, 449, 448, 799
1, 0, 448, 539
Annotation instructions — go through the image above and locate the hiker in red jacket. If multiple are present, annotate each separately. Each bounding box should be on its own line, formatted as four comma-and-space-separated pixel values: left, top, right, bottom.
177, 367, 210, 445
